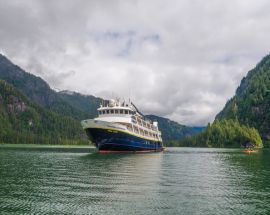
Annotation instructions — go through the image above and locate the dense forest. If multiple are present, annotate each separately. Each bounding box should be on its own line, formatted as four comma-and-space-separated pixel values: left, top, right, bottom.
167, 119, 263, 148
0, 80, 87, 145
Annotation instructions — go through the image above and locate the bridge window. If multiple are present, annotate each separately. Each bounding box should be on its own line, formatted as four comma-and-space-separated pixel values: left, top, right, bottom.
102, 110, 105, 114
125, 110, 128, 114
106, 110, 109, 114
110, 110, 114, 114
120, 109, 123, 114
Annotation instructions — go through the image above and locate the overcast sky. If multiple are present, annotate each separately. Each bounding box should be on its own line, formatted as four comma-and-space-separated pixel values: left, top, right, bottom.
0, 0, 270, 126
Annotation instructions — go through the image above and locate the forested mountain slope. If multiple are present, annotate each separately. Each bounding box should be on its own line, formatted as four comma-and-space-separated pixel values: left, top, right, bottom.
216, 54, 270, 144
171, 54, 270, 148
0, 80, 86, 144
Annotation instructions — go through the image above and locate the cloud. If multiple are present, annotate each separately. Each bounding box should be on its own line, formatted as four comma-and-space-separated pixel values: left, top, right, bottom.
0, 0, 270, 126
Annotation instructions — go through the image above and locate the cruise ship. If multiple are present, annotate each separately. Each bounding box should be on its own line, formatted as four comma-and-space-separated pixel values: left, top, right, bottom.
81, 99, 164, 153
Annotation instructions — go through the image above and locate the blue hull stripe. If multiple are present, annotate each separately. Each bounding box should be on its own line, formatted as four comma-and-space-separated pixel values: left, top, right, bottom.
85, 128, 163, 151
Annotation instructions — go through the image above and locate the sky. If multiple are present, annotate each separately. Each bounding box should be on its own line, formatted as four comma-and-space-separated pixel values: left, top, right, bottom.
0, 0, 270, 126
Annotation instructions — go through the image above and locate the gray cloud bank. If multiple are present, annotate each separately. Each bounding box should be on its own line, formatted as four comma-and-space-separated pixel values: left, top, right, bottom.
0, 0, 270, 126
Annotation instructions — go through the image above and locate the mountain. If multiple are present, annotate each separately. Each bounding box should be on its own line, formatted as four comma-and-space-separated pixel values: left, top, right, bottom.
176, 54, 270, 148
216, 54, 270, 146
0, 54, 101, 120
0, 80, 87, 145
0, 54, 204, 144
146, 115, 204, 142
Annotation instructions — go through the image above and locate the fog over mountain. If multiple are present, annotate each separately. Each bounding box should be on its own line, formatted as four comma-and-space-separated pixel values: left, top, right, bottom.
1, 0, 270, 126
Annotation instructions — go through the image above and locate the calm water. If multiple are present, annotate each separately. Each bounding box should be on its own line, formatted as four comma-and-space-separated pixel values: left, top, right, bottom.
0, 147, 270, 215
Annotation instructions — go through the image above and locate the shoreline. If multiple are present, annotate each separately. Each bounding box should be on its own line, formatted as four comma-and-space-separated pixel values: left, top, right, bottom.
0, 143, 96, 153
0, 143, 267, 150
0, 143, 94, 148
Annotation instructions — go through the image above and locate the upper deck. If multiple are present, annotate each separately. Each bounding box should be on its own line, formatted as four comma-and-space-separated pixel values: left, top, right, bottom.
96, 99, 136, 123
95, 99, 162, 141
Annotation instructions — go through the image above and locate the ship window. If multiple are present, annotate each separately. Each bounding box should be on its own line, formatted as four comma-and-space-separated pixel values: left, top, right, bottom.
106, 110, 109, 114
102, 110, 105, 114
115, 109, 119, 114
120, 109, 123, 114
125, 110, 128, 114
110, 110, 114, 114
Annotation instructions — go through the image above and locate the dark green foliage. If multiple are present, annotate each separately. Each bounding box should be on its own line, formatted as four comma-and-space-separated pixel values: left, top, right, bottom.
146, 115, 204, 142
175, 119, 263, 148
0, 80, 88, 145
216, 54, 270, 143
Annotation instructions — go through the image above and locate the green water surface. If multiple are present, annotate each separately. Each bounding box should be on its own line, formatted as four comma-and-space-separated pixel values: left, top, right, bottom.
0, 147, 269, 215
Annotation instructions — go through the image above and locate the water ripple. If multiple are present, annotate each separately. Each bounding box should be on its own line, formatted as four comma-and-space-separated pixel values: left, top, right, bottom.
0, 148, 270, 215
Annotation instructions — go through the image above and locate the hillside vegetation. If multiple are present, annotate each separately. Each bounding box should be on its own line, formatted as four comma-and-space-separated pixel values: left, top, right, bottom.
176, 54, 270, 148
175, 119, 263, 148
216, 54, 270, 146
0, 80, 87, 145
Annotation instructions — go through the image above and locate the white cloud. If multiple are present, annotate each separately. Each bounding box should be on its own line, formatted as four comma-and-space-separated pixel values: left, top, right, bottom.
0, 0, 270, 126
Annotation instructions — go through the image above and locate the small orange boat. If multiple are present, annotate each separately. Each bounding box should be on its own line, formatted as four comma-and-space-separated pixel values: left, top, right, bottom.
242, 149, 258, 154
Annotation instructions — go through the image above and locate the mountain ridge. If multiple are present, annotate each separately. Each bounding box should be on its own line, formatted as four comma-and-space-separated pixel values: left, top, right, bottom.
0, 54, 103, 120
